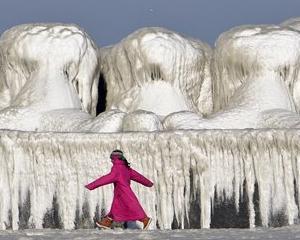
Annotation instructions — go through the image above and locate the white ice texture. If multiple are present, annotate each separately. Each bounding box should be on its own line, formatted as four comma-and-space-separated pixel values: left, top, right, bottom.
0, 23, 117, 132
100, 27, 213, 117
165, 23, 300, 130
1, 130, 300, 230
1, 18, 300, 230
2, 225, 300, 240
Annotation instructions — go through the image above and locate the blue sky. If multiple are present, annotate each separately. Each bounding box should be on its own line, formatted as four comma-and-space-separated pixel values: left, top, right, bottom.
0, 0, 299, 47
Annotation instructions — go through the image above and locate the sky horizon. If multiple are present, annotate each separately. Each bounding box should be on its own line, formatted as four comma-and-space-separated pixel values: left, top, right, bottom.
0, 0, 299, 47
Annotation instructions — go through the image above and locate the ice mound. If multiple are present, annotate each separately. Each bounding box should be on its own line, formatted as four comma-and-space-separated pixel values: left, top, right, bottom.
122, 110, 163, 132
166, 23, 300, 130
39, 109, 126, 133
0, 23, 103, 131
163, 111, 203, 130
100, 27, 212, 117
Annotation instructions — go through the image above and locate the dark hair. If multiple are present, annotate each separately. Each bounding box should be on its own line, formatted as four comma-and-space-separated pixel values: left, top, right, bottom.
121, 155, 131, 168
111, 149, 131, 168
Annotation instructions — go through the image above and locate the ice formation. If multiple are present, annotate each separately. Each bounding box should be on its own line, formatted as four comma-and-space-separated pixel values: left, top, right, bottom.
281, 17, 300, 31
164, 22, 300, 130
122, 110, 163, 132
100, 27, 212, 117
0, 23, 109, 132
1, 129, 300, 230
2, 18, 300, 231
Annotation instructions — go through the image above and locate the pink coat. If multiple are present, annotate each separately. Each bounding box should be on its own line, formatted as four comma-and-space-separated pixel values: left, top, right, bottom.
85, 158, 153, 222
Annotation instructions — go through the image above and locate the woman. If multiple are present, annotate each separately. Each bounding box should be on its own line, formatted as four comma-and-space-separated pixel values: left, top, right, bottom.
85, 149, 153, 230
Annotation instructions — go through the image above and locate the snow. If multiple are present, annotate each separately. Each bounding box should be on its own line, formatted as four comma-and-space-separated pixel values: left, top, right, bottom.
2, 226, 300, 240
131, 81, 190, 116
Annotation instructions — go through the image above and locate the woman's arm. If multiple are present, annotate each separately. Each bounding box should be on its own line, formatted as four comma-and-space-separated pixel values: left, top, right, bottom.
85, 166, 117, 190
130, 168, 153, 187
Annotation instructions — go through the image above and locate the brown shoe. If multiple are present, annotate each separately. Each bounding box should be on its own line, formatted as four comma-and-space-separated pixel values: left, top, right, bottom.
140, 217, 152, 230
96, 216, 113, 229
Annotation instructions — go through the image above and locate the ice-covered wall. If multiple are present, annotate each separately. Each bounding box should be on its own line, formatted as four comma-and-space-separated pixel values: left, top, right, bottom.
100, 27, 212, 117
0, 24, 102, 132
1, 129, 299, 230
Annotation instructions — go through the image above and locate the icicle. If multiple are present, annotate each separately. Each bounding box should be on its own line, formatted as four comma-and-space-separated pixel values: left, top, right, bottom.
1, 129, 300, 230
242, 136, 256, 228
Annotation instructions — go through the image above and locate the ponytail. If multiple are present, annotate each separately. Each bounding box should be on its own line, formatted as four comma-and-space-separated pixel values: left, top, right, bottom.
120, 155, 130, 168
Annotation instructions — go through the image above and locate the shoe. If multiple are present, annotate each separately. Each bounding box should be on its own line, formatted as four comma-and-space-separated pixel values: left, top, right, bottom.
96, 216, 113, 229
140, 217, 152, 230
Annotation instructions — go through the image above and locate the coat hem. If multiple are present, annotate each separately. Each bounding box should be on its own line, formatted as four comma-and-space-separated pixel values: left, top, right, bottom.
107, 214, 147, 222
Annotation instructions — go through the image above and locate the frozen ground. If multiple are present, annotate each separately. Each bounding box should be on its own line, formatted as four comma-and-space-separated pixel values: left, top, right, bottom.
1, 226, 300, 240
